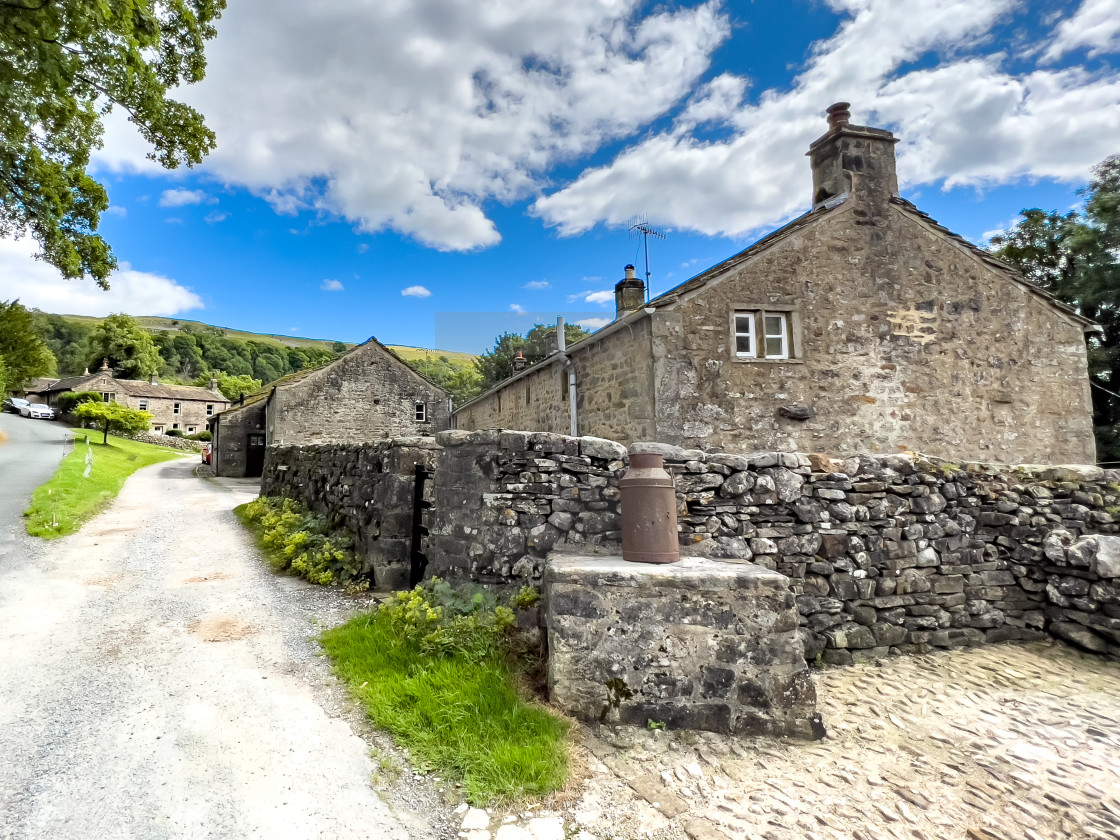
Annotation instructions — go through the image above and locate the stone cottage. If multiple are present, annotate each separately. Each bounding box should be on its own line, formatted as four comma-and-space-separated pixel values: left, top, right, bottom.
453, 104, 1098, 465
40, 363, 229, 435
208, 336, 451, 477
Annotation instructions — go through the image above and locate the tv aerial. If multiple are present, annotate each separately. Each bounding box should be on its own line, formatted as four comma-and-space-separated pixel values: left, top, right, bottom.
628, 215, 667, 301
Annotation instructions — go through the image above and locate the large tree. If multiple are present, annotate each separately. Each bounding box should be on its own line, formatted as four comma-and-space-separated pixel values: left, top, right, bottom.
406, 354, 484, 408
475, 323, 592, 389
0, 0, 224, 287
75, 399, 151, 443
86, 312, 161, 378
0, 299, 56, 393
990, 154, 1120, 462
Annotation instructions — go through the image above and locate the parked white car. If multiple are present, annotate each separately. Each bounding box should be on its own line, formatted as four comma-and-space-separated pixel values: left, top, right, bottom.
3, 397, 29, 414
21, 403, 55, 420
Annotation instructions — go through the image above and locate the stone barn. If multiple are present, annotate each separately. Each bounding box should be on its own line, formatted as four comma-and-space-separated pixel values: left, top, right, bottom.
453, 104, 1097, 465
209, 337, 451, 477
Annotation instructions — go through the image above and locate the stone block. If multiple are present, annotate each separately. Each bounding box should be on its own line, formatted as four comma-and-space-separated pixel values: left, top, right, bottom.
544, 555, 820, 738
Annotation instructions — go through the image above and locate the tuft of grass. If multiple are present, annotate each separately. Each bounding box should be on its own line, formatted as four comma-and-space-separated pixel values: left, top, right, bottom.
320, 582, 569, 805
25, 432, 185, 538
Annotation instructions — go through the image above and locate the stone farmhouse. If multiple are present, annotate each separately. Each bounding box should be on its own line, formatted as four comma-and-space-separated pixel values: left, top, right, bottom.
453, 104, 1098, 465
209, 337, 450, 477
37, 363, 229, 435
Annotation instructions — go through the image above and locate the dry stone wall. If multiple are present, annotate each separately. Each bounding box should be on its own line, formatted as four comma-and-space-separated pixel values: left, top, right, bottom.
261, 439, 439, 589
427, 430, 1120, 660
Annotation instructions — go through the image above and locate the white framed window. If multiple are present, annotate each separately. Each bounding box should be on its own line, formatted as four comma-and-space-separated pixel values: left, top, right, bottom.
101, 392, 114, 402
187, 426, 196, 434
173, 402, 181, 415
732, 308, 797, 361
762, 313, 789, 360
206, 403, 214, 415
153, 425, 165, 434
415, 402, 427, 422
733, 312, 756, 358
138, 399, 148, 411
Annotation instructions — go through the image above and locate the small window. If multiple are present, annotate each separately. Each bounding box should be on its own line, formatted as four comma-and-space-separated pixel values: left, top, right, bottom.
154, 425, 165, 434
173, 402, 181, 415
733, 310, 794, 360
526, 384, 531, 405
206, 403, 214, 415
172, 423, 179, 430
187, 426, 196, 434
138, 399, 148, 411
101, 392, 114, 403
415, 402, 427, 422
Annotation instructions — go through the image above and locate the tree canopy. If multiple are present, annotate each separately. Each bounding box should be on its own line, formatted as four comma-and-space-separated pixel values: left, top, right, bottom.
0, 299, 56, 394
406, 354, 484, 408
990, 154, 1120, 462
75, 399, 151, 443
0, 0, 224, 287
87, 312, 162, 378
474, 323, 591, 390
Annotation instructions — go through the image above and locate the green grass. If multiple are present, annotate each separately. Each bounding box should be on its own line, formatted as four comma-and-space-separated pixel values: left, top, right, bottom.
25, 431, 186, 538
320, 608, 570, 805
387, 345, 479, 365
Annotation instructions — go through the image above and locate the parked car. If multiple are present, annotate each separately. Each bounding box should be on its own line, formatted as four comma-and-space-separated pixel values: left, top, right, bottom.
21, 403, 55, 420
2, 397, 29, 414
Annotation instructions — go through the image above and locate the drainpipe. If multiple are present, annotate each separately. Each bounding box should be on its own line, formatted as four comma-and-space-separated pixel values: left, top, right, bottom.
557, 317, 578, 437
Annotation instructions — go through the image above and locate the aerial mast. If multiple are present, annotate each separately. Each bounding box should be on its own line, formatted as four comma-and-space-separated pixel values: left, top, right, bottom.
628, 216, 667, 301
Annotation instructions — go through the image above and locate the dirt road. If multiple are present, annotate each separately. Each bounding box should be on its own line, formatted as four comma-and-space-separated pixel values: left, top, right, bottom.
0, 456, 433, 840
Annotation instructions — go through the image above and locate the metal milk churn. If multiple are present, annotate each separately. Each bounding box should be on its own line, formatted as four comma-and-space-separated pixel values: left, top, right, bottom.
619, 453, 680, 564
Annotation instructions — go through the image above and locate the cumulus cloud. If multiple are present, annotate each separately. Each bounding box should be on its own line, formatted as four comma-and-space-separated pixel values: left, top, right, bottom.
570, 290, 615, 307
94, 0, 729, 251
159, 188, 211, 207
523, 280, 550, 290
0, 236, 203, 316
321, 278, 344, 291
103, 206, 128, 218
510, 303, 526, 313
1045, 0, 1120, 60
534, 0, 1120, 239
401, 285, 432, 298
205, 211, 230, 224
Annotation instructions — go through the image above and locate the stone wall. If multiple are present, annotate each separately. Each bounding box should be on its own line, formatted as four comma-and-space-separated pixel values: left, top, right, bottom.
428, 430, 1120, 659
546, 555, 824, 739
267, 339, 450, 447
261, 439, 439, 589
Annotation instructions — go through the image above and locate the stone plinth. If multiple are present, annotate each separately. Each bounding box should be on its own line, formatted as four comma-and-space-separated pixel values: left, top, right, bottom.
544, 554, 825, 739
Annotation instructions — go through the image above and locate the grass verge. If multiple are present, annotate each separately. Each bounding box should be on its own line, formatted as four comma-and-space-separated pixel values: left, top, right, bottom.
25, 431, 186, 538
320, 580, 570, 805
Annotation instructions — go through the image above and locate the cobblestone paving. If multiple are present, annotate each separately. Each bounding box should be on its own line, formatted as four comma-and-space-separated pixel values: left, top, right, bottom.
572, 642, 1120, 840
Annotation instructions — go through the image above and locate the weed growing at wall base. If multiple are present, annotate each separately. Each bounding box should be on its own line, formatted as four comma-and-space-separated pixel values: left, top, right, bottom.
320, 579, 569, 804
235, 495, 359, 585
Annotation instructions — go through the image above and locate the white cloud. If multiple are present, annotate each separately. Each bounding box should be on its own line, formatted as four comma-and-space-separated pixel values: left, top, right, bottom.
94, 0, 729, 251
523, 280, 550, 290
510, 303, 525, 313
569, 290, 615, 307
534, 0, 1120, 239
401, 285, 432, 298
1045, 0, 1120, 61
159, 188, 211, 207
321, 278, 344, 291
576, 316, 612, 331
103, 206, 128, 218
0, 236, 203, 316
205, 210, 230, 224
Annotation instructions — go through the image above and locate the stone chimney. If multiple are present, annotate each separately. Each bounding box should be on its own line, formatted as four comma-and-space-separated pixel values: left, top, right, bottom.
615, 264, 645, 320
513, 349, 528, 372
807, 102, 899, 208
149, 373, 159, 385
209, 376, 218, 391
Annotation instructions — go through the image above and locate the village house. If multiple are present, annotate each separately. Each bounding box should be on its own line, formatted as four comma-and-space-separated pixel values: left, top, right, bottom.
38, 362, 229, 435
453, 104, 1098, 465
209, 337, 451, 477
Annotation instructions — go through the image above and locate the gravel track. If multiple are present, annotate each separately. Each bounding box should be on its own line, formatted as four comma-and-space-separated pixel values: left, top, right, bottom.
0, 456, 442, 840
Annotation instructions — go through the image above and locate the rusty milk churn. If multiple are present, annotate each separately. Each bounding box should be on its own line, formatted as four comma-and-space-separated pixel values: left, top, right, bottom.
619, 453, 680, 564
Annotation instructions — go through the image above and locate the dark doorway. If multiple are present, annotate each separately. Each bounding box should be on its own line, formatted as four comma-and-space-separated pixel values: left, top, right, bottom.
246, 433, 266, 477
409, 463, 434, 587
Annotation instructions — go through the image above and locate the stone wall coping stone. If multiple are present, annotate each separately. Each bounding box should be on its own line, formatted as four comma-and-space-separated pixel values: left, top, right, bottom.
545, 554, 789, 591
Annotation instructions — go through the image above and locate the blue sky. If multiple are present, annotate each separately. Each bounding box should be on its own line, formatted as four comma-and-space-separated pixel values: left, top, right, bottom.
2, 0, 1118, 353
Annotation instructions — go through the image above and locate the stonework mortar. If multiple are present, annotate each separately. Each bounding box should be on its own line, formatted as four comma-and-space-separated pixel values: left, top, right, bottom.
544, 554, 825, 740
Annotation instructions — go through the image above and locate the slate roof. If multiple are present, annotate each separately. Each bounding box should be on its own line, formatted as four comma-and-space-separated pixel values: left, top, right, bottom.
42, 372, 227, 402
